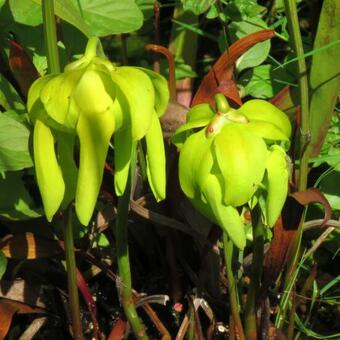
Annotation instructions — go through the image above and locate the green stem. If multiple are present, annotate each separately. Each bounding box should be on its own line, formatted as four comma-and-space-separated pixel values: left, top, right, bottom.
42, 0, 60, 74
244, 206, 265, 340
63, 206, 83, 340
188, 301, 195, 340
114, 145, 148, 339
284, 0, 310, 191
223, 232, 245, 340
42, 3, 83, 338
282, 0, 310, 333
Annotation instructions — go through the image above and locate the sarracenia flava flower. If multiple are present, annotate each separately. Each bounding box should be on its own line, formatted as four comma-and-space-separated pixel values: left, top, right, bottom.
172, 94, 291, 249
27, 37, 169, 225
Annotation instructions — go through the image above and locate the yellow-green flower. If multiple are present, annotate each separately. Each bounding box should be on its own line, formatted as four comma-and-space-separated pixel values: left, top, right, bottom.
27, 37, 169, 225
173, 94, 291, 249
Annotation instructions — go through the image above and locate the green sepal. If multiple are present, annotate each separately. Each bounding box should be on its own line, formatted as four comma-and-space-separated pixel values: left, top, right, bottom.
27, 74, 55, 121
40, 67, 85, 130
186, 103, 215, 122
172, 103, 215, 148
145, 110, 166, 201
237, 99, 292, 138
27, 75, 75, 133
172, 118, 211, 148
264, 145, 289, 227
244, 120, 289, 142
178, 129, 213, 199
214, 124, 267, 207
137, 67, 169, 117
111, 67, 155, 141
33, 120, 65, 221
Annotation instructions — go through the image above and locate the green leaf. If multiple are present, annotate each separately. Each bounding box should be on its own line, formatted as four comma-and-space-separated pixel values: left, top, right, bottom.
228, 17, 270, 72
0, 113, 33, 172
9, 0, 42, 26
135, 0, 154, 20
0, 251, 7, 279
307, 0, 340, 158
0, 74, 26, 113
206, 4, 219, 19
98, 233, 110, 247
295, 313, 340, 339
238, 64, 294, 99
174, 60, 197, 80
181, 0, 216, 15
31, 0, 92, 37
0, 0, 5, 10
73, 0, 144, 37
224, 0, 266, 20
0, 171, 42, 220
318, 170, 340, 211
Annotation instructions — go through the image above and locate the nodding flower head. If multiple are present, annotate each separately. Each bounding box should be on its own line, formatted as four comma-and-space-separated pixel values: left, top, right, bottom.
172, 94, 291, 249
27, 37, 169, 225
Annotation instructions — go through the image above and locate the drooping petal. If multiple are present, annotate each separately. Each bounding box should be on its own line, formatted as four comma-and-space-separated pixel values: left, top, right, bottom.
214, 124, 267, 207
202, 175, 246, 250
264, 145, 289, 227
114, 125, 133, 197
55, 131, 78, 209
145, 110, 166, 201
33, 119, 65, 221
75, 106, 115, 226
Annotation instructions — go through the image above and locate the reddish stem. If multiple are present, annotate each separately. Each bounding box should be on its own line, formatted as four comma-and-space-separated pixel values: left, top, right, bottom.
145, 44, 177, 102
153, 2, 161, 73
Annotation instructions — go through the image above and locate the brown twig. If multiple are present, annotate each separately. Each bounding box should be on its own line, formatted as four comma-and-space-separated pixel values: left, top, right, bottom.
153, 2, 161, 73
145, 44, 176, 102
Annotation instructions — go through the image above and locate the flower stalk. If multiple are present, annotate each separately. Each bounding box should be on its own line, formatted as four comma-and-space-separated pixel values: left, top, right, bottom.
42, 0, 60, 74
244, 205, 265, 340
63, 206, 83, 339
42, 2, 82, 338
223, 232, 245, 340
281, 0, 310, 333
114, 145, 148, 339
